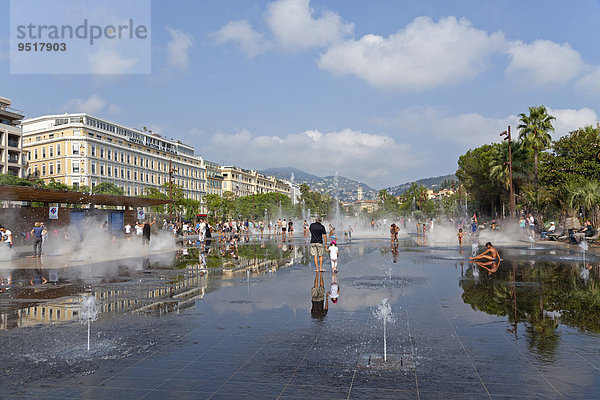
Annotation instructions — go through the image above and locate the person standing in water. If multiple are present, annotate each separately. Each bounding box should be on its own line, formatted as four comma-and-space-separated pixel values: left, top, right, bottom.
328, 241, 338, 272
309, 216, 327, 272
457, 228, 464, 247
30, 222, 47, 257
142, 217, 156, 246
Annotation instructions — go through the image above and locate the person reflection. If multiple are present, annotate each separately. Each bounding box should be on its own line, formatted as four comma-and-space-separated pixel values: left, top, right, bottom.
30, 269, 47, 285
472, 259, 501, 275
391, 242, 399, 263
330, 271, 340, 304
311, 268, 329, 320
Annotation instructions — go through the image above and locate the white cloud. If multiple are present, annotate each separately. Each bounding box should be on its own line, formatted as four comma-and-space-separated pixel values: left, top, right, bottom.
212, 20, 270, 57
575, 66, 600, 93
265, 0, 353, 51
547, 107, 598, 136
202, 128, 423, 187
505, 40, 586, 86
318, 16, 505, 90
60, 95, 120, 115
166, 26, 194, 70
376, 106, 597, 147
87, 45, 138, 74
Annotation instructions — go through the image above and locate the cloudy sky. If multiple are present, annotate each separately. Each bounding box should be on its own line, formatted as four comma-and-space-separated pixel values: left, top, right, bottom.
2, 0, 600, 188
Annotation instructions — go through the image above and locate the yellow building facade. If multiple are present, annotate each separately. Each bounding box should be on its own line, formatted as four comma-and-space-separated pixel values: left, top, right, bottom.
22, 114, 207, 202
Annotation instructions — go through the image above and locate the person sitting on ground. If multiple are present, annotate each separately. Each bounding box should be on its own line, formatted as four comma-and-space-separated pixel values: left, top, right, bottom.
470, 242, 502, 262
540, 222, 556, 240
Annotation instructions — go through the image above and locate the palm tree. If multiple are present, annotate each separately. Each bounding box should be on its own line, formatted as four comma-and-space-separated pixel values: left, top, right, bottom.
567, 179, 600, 228
517, 106, 555, 192
489, 140, 532, 191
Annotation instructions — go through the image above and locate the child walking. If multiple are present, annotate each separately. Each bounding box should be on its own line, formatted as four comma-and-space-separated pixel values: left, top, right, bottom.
328, 241, 339, 272
457, 228, 463, 247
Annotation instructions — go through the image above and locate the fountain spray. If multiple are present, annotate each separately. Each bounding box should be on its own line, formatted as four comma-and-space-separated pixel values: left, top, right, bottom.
373, 298, 394, 362
579, 240, 589, 263
79, 294, 99, 351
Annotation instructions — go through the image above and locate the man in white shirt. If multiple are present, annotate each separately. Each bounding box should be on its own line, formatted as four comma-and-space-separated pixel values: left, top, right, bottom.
0, 227, 12, 248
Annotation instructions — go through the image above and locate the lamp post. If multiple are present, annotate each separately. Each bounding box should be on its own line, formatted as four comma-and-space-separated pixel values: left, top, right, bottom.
500, 126, 516, 219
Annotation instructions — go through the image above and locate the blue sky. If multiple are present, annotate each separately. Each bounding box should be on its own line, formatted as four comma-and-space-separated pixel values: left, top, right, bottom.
2, 0, 600, 188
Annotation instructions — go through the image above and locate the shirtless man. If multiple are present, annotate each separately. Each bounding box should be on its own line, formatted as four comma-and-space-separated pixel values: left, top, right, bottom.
470, 242, 502, 262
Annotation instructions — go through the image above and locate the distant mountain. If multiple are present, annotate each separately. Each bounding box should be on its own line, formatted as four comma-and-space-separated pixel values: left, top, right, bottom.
259, 167, 320, 183
385, 174, 457, 197
258, 167, 378, 202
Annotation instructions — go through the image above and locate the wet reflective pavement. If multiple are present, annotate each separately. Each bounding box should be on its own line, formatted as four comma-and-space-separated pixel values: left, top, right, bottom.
2, 235, 600, 399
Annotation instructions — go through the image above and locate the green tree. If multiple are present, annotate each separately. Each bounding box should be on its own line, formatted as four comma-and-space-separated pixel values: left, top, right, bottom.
517, 105, 555, 192
567, 179, 600, 227
377, 189, 399, 214
92, 182, 124, 196
456, 145, 504, 215
0, 173, 36, 187
542, 125, 600, 189
143, 187, 169, 214
489, 140, 532, 192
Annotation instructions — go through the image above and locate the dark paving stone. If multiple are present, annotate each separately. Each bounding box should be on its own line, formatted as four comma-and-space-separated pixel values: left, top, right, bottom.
141, 389, 213, 400
98, 376, 164, 390
155, 378, 226, 393
80, 387, 152, 400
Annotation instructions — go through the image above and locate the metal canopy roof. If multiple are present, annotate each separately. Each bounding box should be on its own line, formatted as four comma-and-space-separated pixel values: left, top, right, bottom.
0, 185, 171, 207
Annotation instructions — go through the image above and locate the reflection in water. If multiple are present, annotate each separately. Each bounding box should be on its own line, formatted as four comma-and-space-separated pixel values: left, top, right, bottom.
461, 259, 600, 360
311, 268, 328, 320
0, 242, 300, 330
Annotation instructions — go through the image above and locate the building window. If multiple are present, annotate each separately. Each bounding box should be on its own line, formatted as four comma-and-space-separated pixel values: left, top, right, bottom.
127, 169, 131, 179
49, 163, 53, 175
49, 145, 53, 157
56, 144, 61, 156
100, 148, 104, 158
72, 162, 79, 173
134, 170, 137, 180
34, 148, 38, 160
127, 154, 130, 164
121, 168, 124, 178
120, 153, 124, 163
107, 165, 112, 177
72, 143, 79, 155
42, 164, 46, 175
100, 164, 105, 175
91, 163, 96, 174
107, 149, 111, 160
134, 156, 137, 165
145, 159, 149, 168
91, 145, 96, 156
56, 162, 61, 174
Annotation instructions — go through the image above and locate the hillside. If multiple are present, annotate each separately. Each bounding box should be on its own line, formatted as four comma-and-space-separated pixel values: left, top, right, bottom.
258, 167, 377, 202
384, 174, 456, 196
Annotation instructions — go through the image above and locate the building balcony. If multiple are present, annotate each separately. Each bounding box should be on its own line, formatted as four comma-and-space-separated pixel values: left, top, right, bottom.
0, 123, 22, 135
0, 106, 24, 121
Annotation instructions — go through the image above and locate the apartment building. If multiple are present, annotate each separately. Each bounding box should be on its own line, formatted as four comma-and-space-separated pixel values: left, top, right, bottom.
22, 113, 206, 201
204, 160, 223, 196
0, 97, 26, 178
221, 166, 291, 198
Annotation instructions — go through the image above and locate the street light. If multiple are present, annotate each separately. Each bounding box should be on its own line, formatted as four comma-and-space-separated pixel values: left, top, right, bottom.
500, 126, 516, 219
